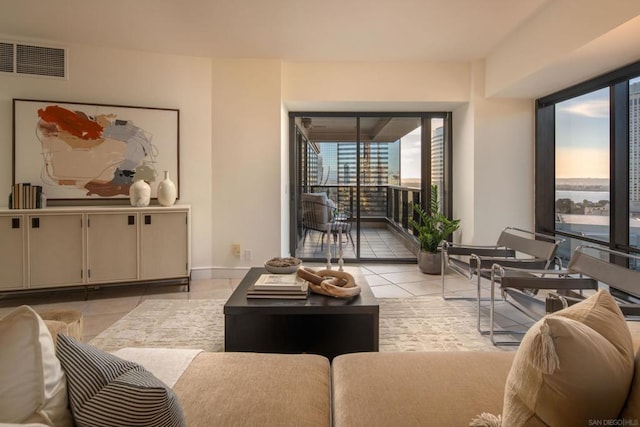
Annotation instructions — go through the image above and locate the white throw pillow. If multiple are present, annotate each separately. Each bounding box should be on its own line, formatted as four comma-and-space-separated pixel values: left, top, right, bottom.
0, 306, 73, 427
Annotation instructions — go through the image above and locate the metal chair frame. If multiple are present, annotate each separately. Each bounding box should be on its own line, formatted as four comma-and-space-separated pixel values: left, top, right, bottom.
487, 245, 640, 346
441, 227, 564, 332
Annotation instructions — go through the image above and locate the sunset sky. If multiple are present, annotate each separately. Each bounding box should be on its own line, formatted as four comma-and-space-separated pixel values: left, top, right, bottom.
555, 87, 610, 179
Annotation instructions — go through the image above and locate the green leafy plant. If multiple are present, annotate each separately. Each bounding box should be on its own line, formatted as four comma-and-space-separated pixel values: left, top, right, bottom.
409, 185, 460, 253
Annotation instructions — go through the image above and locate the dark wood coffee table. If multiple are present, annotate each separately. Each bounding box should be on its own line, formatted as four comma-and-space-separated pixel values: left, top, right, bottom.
224, 267, 379, 360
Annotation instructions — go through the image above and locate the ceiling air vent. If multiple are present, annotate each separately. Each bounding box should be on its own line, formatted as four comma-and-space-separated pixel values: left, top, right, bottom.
0, 41, 67, 79
0, 42, 14, 73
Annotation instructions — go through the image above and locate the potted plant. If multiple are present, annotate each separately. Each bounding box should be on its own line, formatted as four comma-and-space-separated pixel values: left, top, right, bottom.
409, 185, 460, 274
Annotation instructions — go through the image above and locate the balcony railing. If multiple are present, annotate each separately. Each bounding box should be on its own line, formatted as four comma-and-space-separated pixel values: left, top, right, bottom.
304, 184, 421, 237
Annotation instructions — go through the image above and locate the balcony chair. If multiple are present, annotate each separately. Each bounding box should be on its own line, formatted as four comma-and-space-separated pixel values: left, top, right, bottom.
441, 227, 564, 331
301, 193, 353, 251
487, 245, 640, 346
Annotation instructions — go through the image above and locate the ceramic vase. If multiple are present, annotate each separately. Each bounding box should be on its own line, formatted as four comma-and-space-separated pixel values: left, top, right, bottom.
157, 170, 177, 206
129, 179, 151, 207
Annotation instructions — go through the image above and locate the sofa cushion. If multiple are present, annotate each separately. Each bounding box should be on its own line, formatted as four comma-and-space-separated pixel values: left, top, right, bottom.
500, 290, 634, 426
173, 352, 331, 427
332, 351, 515, 427
56, 334, 185, 427
0, 306, 73, 427
621, 346, 640, 419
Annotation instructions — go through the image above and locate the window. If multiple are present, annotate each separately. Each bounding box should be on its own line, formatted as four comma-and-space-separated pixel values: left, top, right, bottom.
555, 88, 610, 247
536, 60, 640, 267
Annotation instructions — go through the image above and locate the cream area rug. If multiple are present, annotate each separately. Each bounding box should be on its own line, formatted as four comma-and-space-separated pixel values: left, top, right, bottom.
90, 297, 509, 353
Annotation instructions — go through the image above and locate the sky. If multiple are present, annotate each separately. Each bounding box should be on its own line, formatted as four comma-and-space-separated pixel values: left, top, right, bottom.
555, 87, 609, 179
400, 127, 421, 180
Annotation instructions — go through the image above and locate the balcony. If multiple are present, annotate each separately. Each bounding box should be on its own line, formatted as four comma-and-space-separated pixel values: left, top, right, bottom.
295, 184, 422, 261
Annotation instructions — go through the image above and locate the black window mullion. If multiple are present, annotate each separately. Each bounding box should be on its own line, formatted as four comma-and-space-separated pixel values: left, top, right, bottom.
443, 112, 453, 219
421, 117, 432, 211
612, 81, 630, 262
535, 102, 556, 236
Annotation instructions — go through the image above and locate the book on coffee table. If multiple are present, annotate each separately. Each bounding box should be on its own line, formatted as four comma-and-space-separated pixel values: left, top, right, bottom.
247, 275, 309, 299
253, 274, 306, 291
246, 292, 308, 300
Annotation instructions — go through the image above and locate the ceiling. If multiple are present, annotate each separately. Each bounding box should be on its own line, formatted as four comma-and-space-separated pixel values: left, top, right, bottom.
0, 0, 550, 62
4, 0, 640, 101
297, 117, 422, 143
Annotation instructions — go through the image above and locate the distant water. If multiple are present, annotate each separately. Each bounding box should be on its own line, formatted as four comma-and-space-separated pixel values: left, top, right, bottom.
556, 190, 609, 203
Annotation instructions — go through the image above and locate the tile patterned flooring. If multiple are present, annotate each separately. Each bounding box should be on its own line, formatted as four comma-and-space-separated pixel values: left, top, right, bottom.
0, 263, 535, 345
295, 226, 415, 259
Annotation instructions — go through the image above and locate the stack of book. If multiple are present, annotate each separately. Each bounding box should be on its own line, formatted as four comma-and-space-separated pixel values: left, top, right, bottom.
9, 183, 44, 209
247, 274, 309, 299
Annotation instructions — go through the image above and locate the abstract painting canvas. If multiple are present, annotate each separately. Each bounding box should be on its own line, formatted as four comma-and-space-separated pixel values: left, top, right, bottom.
13, 99, 179, 200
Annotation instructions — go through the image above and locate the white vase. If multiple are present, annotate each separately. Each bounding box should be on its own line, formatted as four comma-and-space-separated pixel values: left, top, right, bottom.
157, 171, 177, 206
129, 179, 151, 207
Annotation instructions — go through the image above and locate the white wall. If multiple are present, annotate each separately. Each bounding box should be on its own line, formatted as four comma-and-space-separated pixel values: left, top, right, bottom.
283, 61, 470, 110
281, 59, 536, 247
0, 41, 214, 271
211, 59, 283, 277
453, 62, 534, 245
0, 42, 540, 276
452, 102, 474, 244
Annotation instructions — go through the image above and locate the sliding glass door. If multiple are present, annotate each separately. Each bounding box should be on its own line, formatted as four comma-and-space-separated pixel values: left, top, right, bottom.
290, 112, 451, 263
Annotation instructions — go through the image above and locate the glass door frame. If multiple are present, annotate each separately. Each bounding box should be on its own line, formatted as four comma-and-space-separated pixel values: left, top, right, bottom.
289, 111, 453, 263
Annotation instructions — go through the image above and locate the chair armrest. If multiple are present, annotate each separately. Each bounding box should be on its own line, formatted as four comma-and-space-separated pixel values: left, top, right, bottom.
444, 242, 502, 249
497, 266, 572, 276
620, 304, 640, 317
446, 245, 514, 257
493, 265, 598, 290
472, 255, 548, 270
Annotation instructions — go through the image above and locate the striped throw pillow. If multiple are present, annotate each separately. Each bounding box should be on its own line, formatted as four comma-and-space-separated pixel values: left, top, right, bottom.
55, 334, 185, 427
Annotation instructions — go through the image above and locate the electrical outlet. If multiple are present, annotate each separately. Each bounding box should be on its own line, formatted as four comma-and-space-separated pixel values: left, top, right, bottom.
232, 243, 241, 257
244, 249, 252, 261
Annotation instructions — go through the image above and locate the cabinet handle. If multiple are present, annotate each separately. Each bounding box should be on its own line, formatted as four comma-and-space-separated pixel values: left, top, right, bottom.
31, 217, 40, 228
145, 215, 151, 225
128, 215, 135, 225
12, 218, 20, 229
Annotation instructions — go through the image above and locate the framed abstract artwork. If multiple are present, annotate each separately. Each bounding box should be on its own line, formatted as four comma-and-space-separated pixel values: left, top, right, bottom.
13, 99, 179, 201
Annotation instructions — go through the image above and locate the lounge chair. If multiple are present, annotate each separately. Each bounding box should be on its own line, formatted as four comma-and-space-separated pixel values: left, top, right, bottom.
441, 227, 564, 332
488, 244, 640, 345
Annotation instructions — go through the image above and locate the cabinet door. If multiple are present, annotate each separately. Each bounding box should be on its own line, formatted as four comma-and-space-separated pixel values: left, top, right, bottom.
29, 214, 83, 288
140, 212, 188, 279
0, 215, 26, 290
87, 213, 138, 283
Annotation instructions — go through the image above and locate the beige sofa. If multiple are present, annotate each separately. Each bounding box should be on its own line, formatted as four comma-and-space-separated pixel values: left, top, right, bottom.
3, 290, 640, 427
167, 290, 640, 426
166, 350, 514, 426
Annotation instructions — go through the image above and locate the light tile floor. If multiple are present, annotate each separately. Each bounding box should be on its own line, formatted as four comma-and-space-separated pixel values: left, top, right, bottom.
296, 226, 415, 260
0, 263, 536, 345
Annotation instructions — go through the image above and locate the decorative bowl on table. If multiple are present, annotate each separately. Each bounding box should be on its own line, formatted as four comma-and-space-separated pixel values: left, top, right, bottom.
264, 257, 302, 274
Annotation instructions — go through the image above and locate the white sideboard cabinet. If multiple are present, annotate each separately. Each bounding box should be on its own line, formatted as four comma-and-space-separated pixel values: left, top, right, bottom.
0, 215, 26, 290
29, 213, 84, 288
0, 205, 190, 293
